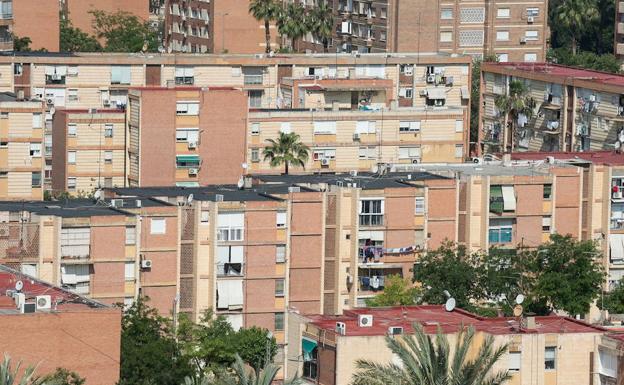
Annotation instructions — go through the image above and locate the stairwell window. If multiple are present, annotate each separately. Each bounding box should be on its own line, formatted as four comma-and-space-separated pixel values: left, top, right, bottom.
104, 124, 114, 138
440, 8, 453, 19
545, 347, 556, 370
275, 279, 285, 296
359, 199, 384, 226
150, 218, 167, 235
110, 66, 131, 85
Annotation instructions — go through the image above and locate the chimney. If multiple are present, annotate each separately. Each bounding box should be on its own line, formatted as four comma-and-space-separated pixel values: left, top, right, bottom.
525, 316, 536, 329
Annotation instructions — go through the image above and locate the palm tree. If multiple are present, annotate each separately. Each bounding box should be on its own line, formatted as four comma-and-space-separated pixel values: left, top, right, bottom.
307, 1, 334, 53
249, 0, 280, 53
351, 324, 510, 385
262, 132, 310, 175
494, 80, 536, 152
556, 0, 599, 55
209, 354, 301, 385
0, 355, 41, 385
276, 2, 309, 51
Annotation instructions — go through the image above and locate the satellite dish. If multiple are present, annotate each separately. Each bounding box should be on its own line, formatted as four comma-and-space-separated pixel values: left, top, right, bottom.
94, 189, 102, 201
513, 305, 524, 317
187, 194, 194, 205
15, 280, 23, 291
515, 294, 525, 305
616, 141, 622, 150
371, 164, 379, 174
241, 162, 248, 170
444, 297, 456, 312
237, 178, 245, 189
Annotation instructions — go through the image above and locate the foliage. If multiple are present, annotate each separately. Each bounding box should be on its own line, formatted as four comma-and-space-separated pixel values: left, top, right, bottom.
248, 0, 281, 53
233, 327, 277, 372
12, 36, 32, 52
90, 10, 158, 52
549, 48, 621, 74
276, 2, 308, 50
601, 280, 624, 314
470, 54, 498, 146
549, 0, 613, 55
119, 297, 193, 385
262, 132, 310, 175
0, 355, 41, 385
554, 0, 599, 54
494, 80, 536, 152
306, 1, 334, 53
209, 354, 301, 385
60, 19, 102, 52
365, 275, 421, 307
38, 368, 85, 385
351, 323, 510, 385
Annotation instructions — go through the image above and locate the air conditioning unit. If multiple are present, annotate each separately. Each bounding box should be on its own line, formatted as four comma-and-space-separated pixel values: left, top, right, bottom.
141, 259, 153, 269
353, 133, 361, 141
111, 199, 123, 208
188, 168, 198, 176
520, 37, 527, 44
20, 302, 36, 314
36, 295, 51, 310
358, 314, 373, 327
187, 141, 197, 149
320, 158, 330, 167
388, 326, 403, 335
102, 99, 111, 107
527, 16, 535, 23
288, 186, 301, 193
419, 89, 428, 96
335, 321, 346, 335
46, 98, 54, 105
13, 292, 25, 308
349, 170, 358, 177
614, 190, 623, 199
472, 157, 483, 164
411, 158, 420, 164
426, 74, 436, 83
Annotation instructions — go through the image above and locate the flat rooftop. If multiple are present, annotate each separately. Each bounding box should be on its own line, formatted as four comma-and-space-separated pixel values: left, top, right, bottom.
110, 185, 287, 202
0, 197, 171, 217
308, 305, 605, 337
510, 151, 624, 166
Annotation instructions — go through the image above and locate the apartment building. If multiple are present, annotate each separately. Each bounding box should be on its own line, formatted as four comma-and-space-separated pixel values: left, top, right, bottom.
164, 0, 280, 54
127, 87, 248, 186
480, 62, 624, 155
52, 108, 126, 195
299, 0, 548, 62
62, 0, 149, 40
0, 93, 45, 200
285, 305, 614, 385
0, 264, 121, 385
615, 0, 624, 61
0, 0, 60, 52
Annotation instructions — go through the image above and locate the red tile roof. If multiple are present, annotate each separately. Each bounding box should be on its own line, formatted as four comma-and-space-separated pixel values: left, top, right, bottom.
308, 306, 605, 337
510, 151, 624, 166
485, 62, 624, 88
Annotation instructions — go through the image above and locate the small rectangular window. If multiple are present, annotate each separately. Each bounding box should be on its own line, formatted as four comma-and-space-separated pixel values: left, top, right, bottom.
29, 143, 41, 157
125, 226, 136, 245
497, 8, 510, 18
104, 151, 113, 164
415, 197, 425, 215
67, 151, 76, 164
496, 31, 509, 41
455, 144, 464, 158
201, 210, 210, 223
150, 218, 166, 234
509, 351, 521, 371
124, 262, 135, 280
498, 53, 509, 62
544, 347, 556, 370
542, 216, 552, 232
440, 31, 453, 42
455, 120, 464, 133
524, 53, 537, 62
32, 113, 42, 129
275, 279, 285, 296
104, 124, 114, 138
274, 312, 285, 331
440, 8, 453, 19
68, 88, 78, 101
68, 124, 77, 136
276, 211, 287, 228
31, 172, 41, 188
67, 177, 77, 191
276, 245, 286, 263
525, 30, 539, 40
251, 122, 260, 135
251, 148, 260, 162
543, 184, 552, 199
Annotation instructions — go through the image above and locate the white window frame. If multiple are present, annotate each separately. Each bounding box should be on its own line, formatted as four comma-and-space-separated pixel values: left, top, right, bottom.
150, 218, 167, 235
276, 211, 287, 228
525, 30, 539, 41
29, 143, 41, 157
32, 113, 42, 129
455, 144, 464, 158
176, 101, 200, 116
67, 151, 76, 164
496, 31, 509, 41
440, 8, 453, 19
125, 226, 136, 245
497, 8, 510, 18
440, 31, 453, 42
398, 146, 421, 159
313, 121, 337, 135
524, 53, 537, 62
68, 123, 77, 136
455, 120, 464, 133
399, 121, 420, 132
251, 122, 260, 135
415, 197, 425, 215
276, 245, 286, 263
509, 351, 521, 372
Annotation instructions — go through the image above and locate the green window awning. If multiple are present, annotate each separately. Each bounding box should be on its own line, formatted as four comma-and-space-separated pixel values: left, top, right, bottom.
489, 185, 503, 214
176, 155, 200, 162
302, 337, 318, 361
176, 182, 200, 187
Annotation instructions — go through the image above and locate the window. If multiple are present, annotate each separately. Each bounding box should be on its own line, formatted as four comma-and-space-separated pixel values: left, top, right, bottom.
68, 124, 77, 136
29, 143, 41, 157
201, 210, 210, 223
497, 8, 510, 18
31, 172, 41, 188
543, 184, 552, 199
525, 30, 538, 41
359, 199, 384, 226
111, 66, 131, 85
415, 197, 425, 214
496, 31, 509, 41
67, 177, 76, 191
104, 124, 114, 138
251, 148, 260, 162
125, 262, 135, 280
441, 8, 453, 19
355, 121, 376, 134
217, 246, 244, 276
45, 65, 67, 84
526, 7, 539, 16
399, 87, 413, 98
217, 212, 244, 241
380, 31, 386, 41
150, 218, 166, 235
175, 67, 194, 85
216, 280, 244, 310
251, 122, 260, 135
455, 144, 464, 158
399, 121, 421, 132
61, 264, 90, 294
276, 245, 286, 263
358, 146, 376, 159
497, 53, 509, 62
275, 312, 285, 331
275, 279, 285, 296
125, 226, 136, 245
488, 218, 513, 244
104, 151, 113, 164
176, 128, 199, 143
544, 347, 556, 370
0, 112, 7, 119
542, 216, 552, 232
276, 211, 287, 228
313, 121, 337, 135
13, 63, 22, 76
312, 148, 336, 160
176, 155, 200, 168
509, 351, 521, 372
248, 90, 263, 108
399, 146, 421, 159
104, 177, 113, 188
68, 151, 76, 164
243, 67, 264, 84
68, 89, 78, 102
440, 31, 453, 42
32, 113, 42, 129
455, 120, 464, 133
176, 102, 200, 115
524, 53, 537, 62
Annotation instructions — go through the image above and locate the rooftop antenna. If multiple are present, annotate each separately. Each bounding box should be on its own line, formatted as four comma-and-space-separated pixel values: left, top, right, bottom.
237, 177, 245, 190
186, 194, 194, 206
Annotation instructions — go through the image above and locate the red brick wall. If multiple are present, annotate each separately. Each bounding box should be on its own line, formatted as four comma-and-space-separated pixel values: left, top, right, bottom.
13, 0, 60, 51
0, 309, 121, 385
51, 112, 68, 192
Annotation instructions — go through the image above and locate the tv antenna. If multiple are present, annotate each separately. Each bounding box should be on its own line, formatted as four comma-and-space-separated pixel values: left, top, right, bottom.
186, 194, 194, 205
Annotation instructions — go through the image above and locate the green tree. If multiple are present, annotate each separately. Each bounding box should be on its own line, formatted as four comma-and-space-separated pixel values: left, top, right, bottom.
0, 355, 41, 385
12, 36, 32, 52
60, 19, 102, 52
555, 0, 599, 55
276, 2, 309, 51
119, 297, 193, 385
38, 368, 85, 385
494, 80, 536, 152
601, 280, 624, 314
365, 275, 421, 307
248, 0, 280, 54
549, 48, 621, 73
233, 327, 277, 372
209, 354, 301, 385
351, 324, 510, 385
307, 1, 334, 53
262, 132, 310, 175
90, 10, 158, 52
470, 54, 498, 148
529, 234, 604, 316
413, 243, 481, 310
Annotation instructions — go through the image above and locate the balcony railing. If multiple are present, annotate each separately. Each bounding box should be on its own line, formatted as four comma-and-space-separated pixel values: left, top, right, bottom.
244, 75, 263, 85
61, 244, 90, 260
216, 263, 244, 276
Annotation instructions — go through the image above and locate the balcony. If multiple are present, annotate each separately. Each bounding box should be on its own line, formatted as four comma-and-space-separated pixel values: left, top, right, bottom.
216, 263, 244, 277
60, 244, 90, 261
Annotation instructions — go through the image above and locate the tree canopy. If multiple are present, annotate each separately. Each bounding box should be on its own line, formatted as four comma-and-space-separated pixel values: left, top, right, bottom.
60, 19, 102, 52
365, 275, 422, 307
90, 10, 158, 52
